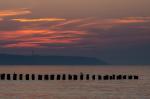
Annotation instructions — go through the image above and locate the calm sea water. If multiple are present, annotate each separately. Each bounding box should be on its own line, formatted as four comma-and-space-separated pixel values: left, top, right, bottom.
0, 66, 149, 99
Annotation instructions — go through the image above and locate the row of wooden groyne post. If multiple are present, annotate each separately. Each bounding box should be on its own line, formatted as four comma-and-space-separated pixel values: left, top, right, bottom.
0, 73, 139, 81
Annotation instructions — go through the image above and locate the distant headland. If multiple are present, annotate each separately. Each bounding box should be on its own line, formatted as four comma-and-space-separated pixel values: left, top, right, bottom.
0, 54, 107, 65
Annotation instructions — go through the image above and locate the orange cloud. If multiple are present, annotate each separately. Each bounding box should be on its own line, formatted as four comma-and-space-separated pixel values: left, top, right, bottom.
0, 8, 31, 17
0, 29, 87, 48
0, 30, 50, 40
12, 18, 66, 22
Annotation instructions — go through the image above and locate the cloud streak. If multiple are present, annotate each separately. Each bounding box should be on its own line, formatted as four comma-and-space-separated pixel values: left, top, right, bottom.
12, 18, 66, 22
77, 17, 150, 30
0, 8, 31, 17
4, 43, 40, 48
0, 29, 86, 48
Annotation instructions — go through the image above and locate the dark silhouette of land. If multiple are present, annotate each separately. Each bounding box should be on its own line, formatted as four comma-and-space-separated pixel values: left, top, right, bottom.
0, 54, 107, 65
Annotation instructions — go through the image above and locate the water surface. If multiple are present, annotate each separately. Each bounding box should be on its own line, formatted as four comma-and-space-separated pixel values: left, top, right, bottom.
0, 65, 149, 99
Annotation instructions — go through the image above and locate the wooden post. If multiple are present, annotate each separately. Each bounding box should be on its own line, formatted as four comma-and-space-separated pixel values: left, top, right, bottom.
103, 75, 109, 80
19, 74, 23, 80
68, 74, 72, 80
7, 74, 11, 80
62, 74, 66, 80
73, 75, 78, 80
38, 75, 43, 80
13, 73, 17, 80
86, 74, 90, 80
80, 73, 84, 80
117, 75, 122, 80
26, 74, 30, 80
98, 75, 102, 80
44, 75, 49, 80
92, 75, 96, 80
31, 74, 35, 80
50, 75, 55, 80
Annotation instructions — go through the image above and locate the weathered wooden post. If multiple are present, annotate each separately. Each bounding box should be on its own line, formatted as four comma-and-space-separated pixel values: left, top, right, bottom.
7, 74, 11, 80
80, 73, 84, 80
44, 75, 49, 80
103, 75, 109, 80
62, 74, 66, 80
123, 75, 127, 80
56, 74, 61, 80
68, 74, 73, 80
19, 74, 23, 80
13, 73, 17, 80
86, 74, 90, 80
134, 75, 139, 80
92, 75, 96, 80
128, 75, 133, 80
31, 74, 35, 80
50, 74, 55, 80
73, 74, 78, 80
38, 75, 43, 80
117, 75, 122, 80
26, 74, 30, 80
98, 75, 102, 80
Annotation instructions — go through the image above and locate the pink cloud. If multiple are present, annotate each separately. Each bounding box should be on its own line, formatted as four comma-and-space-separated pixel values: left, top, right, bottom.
0, 29, 87, 48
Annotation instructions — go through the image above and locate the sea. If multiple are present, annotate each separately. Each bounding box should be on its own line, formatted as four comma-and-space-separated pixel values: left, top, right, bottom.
0, 65, 149, 99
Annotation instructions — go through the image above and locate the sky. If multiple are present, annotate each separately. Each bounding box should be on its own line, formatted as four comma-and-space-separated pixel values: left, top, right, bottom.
0, 0, 150, 64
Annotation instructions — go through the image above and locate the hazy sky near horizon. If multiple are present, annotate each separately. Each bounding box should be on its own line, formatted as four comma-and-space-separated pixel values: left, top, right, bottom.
0, 0, 150, 64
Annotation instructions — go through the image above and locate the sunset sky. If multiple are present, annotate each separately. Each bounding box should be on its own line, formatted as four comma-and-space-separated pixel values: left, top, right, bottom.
0, 0, 150, 64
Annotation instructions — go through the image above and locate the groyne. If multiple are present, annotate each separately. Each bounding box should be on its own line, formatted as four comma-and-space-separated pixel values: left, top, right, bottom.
0, 73, 139, 81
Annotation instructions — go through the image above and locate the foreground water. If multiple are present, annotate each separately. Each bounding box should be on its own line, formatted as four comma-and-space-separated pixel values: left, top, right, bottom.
0, 65, 149, 99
